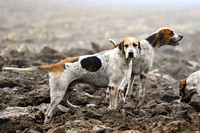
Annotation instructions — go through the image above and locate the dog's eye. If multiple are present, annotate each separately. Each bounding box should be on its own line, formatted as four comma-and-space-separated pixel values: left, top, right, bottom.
124, 44, 129, 48
133, 43, 137, 47
169, 31, 174, 36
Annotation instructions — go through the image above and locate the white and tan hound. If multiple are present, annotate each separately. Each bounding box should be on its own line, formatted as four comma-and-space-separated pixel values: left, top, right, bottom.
179, 70, 200, 103
4, 37, 141, 124
115, 27, 183, 101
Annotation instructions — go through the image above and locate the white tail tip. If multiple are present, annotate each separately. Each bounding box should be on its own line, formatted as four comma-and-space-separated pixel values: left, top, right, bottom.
3, 67, 37, 72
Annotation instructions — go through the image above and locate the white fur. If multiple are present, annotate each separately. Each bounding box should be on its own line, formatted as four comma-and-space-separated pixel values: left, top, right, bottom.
186, 70, 200, 94
119, 28, 183, 100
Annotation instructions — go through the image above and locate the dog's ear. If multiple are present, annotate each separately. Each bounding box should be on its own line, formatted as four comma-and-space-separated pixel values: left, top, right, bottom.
180, 78, 187, 88
158, 30, 164, 42
179, 78, 187, 98
118, 41, 124, 54
138, 41, 141, 52
179, 78, 187, 91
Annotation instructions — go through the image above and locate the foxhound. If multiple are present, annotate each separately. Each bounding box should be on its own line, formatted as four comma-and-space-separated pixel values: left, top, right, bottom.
112, 27, 183, 101
179, 70, 200, 103
4, 37, 141, 124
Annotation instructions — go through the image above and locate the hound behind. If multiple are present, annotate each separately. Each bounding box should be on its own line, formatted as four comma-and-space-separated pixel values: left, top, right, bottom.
118, 27, 183, 101
179, 70, 200, 103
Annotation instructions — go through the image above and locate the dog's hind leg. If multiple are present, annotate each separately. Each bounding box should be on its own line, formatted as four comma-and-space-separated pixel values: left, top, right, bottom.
44, 77, 70, 124
62, 83, 83, 115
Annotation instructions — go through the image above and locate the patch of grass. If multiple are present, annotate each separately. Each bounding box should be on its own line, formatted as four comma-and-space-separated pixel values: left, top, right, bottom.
9, 92, 15, 98
65, 126, 74, 132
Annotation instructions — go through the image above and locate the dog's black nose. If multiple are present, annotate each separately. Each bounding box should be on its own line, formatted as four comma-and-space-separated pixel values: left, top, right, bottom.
179, 35, 183, 40
128, 52, 134, 58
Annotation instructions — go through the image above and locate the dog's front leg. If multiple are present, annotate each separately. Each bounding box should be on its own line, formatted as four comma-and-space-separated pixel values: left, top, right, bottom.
119, 75, 130, 102
108, 86, 118, 109
124, 74, 135, 100
122, 60, 133, 101
106, 87, 110, 100
139, 73, 148, 98
118, 77, 127, 102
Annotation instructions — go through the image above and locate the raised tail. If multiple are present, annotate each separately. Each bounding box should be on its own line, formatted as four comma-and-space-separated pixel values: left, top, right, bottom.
3, 65, 54, 72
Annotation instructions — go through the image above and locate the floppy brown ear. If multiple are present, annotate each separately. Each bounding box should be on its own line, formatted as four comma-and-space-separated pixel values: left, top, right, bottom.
180, 78, 187, 87
179, 78, 187, 90
118, 41, 124, 54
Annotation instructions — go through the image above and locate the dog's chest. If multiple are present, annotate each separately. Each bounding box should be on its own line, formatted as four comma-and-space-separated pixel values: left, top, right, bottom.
132, 58, 142, 74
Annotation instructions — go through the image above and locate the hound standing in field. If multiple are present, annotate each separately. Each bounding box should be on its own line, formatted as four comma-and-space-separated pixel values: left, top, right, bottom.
4, 37, 141, 124
115, 27, 183, 101
179, 70, 200, 103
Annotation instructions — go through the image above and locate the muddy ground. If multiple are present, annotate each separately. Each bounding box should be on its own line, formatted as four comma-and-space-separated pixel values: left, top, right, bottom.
1, 0, 200, 133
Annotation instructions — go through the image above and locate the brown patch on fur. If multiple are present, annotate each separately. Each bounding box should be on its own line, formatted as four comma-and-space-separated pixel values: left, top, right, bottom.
37, 65, 55, 71
157, 28, 173, 45
37, 56, 80, 76
180, 77, 197, 102
180, 78, 189, 100
181, 78, 187, 86
123, 37, 140, 47
114, 37, 140, 50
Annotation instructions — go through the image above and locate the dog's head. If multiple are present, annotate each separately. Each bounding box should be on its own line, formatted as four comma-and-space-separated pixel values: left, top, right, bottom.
146, 27, 183, 48
156, 27, 183, 47
179, 78, 197, 103
118, 37, 141, 59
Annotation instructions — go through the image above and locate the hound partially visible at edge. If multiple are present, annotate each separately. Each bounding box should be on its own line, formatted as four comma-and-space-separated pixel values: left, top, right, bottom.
110, 27, 183, 101
179, 70, 200, 103
3, 37, 141, 124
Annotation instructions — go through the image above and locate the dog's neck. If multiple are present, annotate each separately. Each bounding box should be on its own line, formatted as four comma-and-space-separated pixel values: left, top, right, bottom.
145, 33, 161, 50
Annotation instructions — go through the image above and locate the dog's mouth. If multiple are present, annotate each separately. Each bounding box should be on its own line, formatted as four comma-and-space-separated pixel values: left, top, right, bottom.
169, 40, 180, 46
129, 54, 134, 58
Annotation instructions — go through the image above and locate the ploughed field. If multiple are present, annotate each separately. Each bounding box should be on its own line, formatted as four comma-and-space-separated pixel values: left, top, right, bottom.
0, 44, 200, 132
0, 1, 200, 132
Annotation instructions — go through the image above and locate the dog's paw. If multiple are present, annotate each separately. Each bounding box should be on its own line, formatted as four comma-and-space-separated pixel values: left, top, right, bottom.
108, 104, 117, 110
44, 115, 51, 124
119, 89, 125, 102
139, 90, 146, 98
138, 92, 143, 98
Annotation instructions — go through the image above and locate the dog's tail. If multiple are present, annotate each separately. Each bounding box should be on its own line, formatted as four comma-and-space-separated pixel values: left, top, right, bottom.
109, 38, 118, 48
3, 65, 54, 72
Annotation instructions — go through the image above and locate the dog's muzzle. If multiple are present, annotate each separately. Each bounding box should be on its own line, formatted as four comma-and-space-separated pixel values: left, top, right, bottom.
128, 52, 134, 58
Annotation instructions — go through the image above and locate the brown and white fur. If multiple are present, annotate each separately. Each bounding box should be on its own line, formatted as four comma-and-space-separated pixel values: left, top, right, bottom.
118, 27, 183, 101
3, 37, 140, 124
179, 70, 200, 103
